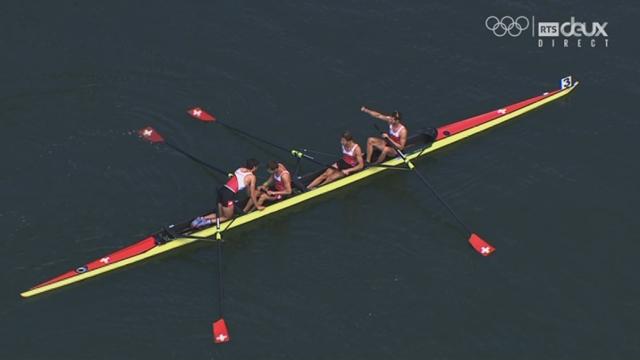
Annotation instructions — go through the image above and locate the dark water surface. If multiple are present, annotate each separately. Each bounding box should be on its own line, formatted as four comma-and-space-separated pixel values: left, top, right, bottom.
2, 0, 639, 359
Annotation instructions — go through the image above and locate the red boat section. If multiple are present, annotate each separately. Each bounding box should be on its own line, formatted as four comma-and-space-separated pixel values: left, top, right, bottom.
32, 237, 158, 289
436, 89, 561, 140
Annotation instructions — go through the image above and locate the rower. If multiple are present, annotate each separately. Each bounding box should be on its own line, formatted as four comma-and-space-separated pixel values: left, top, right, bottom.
244, 160, 292, 212
191, 158, 261, 228
361, 107, 408, 163
306, 131, 364, 189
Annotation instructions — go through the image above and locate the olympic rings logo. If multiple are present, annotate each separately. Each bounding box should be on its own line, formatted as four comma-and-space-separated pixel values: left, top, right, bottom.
485, 16, 530, 37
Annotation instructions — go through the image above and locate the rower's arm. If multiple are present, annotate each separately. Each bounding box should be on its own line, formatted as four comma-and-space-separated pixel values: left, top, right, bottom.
246, 175, 261, 208
385, 128, 407, 150
361, 106, 394, 123
261, 176, 273, 189
397, 128, 408, 150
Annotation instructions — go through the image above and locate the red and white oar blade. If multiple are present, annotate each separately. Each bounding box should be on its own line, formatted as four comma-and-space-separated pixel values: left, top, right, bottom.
468, 233, 495, 256
212, 318, 230, 344
138, 126, 165, 143
187, 107, 216, 122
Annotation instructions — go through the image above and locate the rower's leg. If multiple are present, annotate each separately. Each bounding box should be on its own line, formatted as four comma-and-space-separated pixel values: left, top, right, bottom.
367, 138, 384, 163
218, 204, 234, 222
374, 146, 385, 163
375, 146, 394, 164
243, 200, 255, 213
307, 168, 332, 189
366, 137, 376, 163
321, 170, 345, 185
204, 213, 217, 221
255, 193, 271, 208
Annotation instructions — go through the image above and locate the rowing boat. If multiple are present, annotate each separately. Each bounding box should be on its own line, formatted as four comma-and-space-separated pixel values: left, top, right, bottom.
20, 77, 579, 298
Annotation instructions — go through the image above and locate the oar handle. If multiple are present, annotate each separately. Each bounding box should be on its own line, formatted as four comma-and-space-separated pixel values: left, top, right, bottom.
290, 149, 314, 161
291, 149, 340, 170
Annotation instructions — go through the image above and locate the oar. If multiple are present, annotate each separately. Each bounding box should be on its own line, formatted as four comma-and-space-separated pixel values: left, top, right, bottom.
187, 107, 331, 169
187, 108, 399, 174
158, 215, 234, 343
373, 124, 496, 256
155, 222, 229, 343
212, 217, 231, 344
138, 126, 231, 177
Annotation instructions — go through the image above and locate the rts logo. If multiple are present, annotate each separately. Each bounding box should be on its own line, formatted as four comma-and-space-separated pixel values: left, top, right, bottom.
538, 17, 608, 37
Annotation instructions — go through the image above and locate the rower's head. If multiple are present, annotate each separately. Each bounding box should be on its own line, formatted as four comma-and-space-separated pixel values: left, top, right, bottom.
245, 158, 260, 172
341, 131, 354, 146
391, 110, 402, 124
267, 160, 279, 174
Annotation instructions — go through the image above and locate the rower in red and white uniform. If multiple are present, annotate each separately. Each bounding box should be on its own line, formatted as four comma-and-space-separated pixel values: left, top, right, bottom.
306, 131, 364, 189
191, 158, 261, 228
361, 107, 408, 164
244, 160, 292, 212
